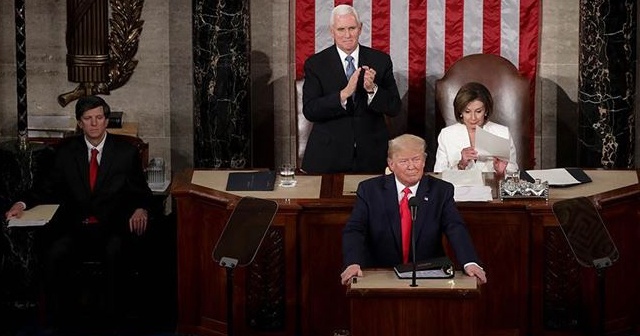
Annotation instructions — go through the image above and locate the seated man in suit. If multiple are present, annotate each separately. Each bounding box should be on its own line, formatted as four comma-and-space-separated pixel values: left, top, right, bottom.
301, 4, 401, 174
341, 134, 487, 285
5, 95, 153, 330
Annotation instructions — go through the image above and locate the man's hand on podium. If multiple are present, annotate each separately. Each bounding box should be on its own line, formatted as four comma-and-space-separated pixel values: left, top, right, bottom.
341, 264, 363, 285
464, 264, 487, 284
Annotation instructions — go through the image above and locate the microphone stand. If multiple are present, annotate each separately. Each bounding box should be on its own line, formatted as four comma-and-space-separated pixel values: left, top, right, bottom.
409, 197, 419, 287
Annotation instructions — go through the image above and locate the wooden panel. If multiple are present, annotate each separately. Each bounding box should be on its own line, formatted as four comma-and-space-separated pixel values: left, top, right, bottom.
172, 170, 640, 336
457, 203, 530, 335
298, 201, 354, 336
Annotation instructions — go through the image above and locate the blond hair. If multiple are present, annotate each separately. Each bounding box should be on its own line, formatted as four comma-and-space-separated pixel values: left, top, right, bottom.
387, 134, 426, 159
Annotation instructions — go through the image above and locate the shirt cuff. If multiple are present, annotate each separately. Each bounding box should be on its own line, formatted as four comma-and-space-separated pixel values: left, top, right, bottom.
463, 262, 483, 270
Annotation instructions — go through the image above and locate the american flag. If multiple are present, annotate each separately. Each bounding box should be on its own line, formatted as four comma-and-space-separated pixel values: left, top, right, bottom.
295, 0, 540, 138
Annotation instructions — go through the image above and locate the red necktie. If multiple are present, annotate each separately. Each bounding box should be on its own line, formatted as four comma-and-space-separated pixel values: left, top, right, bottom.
400, 187, 412, 263
89, 148, 99, 191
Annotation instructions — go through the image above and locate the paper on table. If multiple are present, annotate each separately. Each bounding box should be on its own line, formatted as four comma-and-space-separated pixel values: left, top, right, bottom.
475, 126, 510, 160
442, 169, 484, 187
453, 186, 493, 202
525, 168, 580, 186
8, 204, 59, 227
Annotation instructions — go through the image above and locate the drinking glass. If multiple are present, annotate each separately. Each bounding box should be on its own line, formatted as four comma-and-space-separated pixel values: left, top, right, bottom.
279, 163, 296, 187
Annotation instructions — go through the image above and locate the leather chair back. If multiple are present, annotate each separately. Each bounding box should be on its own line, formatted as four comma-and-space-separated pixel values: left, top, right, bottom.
296, 79, 313, 170
435, 53, 534, 169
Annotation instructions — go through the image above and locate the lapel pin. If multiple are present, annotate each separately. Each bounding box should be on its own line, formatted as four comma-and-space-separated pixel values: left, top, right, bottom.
424, 196, 429, 201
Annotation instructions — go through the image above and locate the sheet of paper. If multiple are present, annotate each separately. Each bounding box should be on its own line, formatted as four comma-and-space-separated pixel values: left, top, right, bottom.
475, 126, 510, 160
8, 204, 59, 227
453, 186, 493, 202
441, 169, 484, 187
526, 168, 580, 186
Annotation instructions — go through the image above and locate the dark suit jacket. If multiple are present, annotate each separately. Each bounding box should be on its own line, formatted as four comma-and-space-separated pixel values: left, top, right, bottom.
29, 134, 153, 236
342, 174, 480, 268
301, 45, 401, 174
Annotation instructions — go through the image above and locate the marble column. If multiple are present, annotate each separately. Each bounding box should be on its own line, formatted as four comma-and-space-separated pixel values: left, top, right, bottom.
578, 0, 636, 168
0, 142, 54, 314
193, 1, 251, 168
14, 0, 28, 149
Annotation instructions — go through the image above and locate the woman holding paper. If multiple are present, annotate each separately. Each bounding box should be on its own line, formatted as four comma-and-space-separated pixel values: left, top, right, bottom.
434, 82, 518, 174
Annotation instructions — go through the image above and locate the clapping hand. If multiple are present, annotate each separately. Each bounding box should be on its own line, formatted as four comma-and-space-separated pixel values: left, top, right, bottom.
340, 67, 362, 101
361, 66, 376, 92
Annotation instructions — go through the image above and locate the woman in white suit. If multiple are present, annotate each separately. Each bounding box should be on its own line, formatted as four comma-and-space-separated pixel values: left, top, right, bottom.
434, 82, 518, 174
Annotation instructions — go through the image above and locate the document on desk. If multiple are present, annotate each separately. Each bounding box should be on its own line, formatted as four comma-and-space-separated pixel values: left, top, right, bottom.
8, 204, 59, 227
441, 170, 492, 201
475, 126, 510, 160
442, 169, 483, 186
525, 168, 591, 187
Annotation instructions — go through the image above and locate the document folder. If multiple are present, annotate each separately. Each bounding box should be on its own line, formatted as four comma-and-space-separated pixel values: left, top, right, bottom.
394, 256, 455, 279
226, 171, 276, 191
523, 167, 592, 187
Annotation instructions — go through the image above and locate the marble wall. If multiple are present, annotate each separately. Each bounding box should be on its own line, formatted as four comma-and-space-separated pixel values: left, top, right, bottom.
0, 0, 176, 173
1, 1, 638, 175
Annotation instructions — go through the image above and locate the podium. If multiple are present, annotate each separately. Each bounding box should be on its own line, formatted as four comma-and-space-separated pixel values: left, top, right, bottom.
346, 270, 480, 336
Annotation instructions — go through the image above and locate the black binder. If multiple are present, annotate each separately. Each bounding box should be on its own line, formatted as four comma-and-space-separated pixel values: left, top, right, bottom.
226, 171, 276, 191
394, 256, 455, 279
522, 167, 592, 187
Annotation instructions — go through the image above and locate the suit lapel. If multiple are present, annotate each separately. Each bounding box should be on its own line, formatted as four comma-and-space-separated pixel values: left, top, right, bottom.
330, 45, 349, 87
414, 174, 431, 240
70, 138, 92, 195
384, 174, 403, 257
95, 135, 115, 192
353, 46, 369, 110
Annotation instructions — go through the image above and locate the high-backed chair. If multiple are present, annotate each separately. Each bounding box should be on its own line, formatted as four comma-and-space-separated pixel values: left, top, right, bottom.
295, 79, 312, 170
435, 53, 534, 169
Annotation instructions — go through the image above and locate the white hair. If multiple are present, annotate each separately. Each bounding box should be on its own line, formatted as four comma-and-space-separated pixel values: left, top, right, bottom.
330, 4, 361, 27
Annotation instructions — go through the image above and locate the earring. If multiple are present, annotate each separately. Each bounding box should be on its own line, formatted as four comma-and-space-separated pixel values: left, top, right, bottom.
484, 114, 487, 117
459, 114, 462, 118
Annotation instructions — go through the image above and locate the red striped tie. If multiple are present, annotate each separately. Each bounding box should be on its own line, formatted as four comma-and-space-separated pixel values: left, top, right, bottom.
400, 187, 412, 263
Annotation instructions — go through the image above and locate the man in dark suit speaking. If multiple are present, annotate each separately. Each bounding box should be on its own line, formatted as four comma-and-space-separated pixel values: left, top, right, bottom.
5, 95, 153, 330
301, 4, 401, 174
341, 134, 487, 285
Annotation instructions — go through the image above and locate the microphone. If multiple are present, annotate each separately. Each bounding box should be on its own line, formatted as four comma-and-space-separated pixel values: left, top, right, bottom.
408, 196, 420, 221
408, 196, 420, 287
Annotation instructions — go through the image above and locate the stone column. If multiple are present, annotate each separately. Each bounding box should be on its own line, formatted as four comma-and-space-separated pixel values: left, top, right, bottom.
14, 0, 28, 150
578, 0, 636, 168
193, 1, 251, 168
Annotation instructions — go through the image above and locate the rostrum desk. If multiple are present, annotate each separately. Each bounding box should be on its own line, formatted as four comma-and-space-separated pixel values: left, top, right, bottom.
171, 169, 640, 336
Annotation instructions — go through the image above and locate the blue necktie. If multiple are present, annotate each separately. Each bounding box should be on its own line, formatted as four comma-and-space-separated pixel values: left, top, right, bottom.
345, 55, 355, 80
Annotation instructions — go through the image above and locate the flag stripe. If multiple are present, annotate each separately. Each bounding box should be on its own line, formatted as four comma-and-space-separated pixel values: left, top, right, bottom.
295, 0, 316, 77
390, 0, 409, 125
353, 0, 371, 47
444, 0, 464, 71
483, 0, 501, 55
501, 0, 520, 66
426, 0, 445, 80
464, 0, 484, 56
371, 0, 390, 53
408, 0, 427, 133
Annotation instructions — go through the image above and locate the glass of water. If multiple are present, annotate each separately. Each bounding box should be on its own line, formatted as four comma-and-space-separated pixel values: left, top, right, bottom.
279, 163, 297, 187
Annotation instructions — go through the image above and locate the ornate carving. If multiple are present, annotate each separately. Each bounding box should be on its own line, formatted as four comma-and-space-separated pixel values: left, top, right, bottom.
58, 0, 144, 107
107, 0, 144, 90
246, 227, 285, 331
543, 226, 582, 330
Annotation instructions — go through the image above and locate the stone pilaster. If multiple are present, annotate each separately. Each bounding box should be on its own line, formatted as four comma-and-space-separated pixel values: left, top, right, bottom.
578, 0, 636, 168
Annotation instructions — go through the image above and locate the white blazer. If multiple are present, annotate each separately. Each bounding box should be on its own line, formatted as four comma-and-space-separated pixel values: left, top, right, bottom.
434, 121, 519, 173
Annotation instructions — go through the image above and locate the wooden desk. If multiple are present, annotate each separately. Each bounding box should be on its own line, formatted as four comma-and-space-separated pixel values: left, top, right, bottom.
347, 271, 479, 336
171, 170, 640, 336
